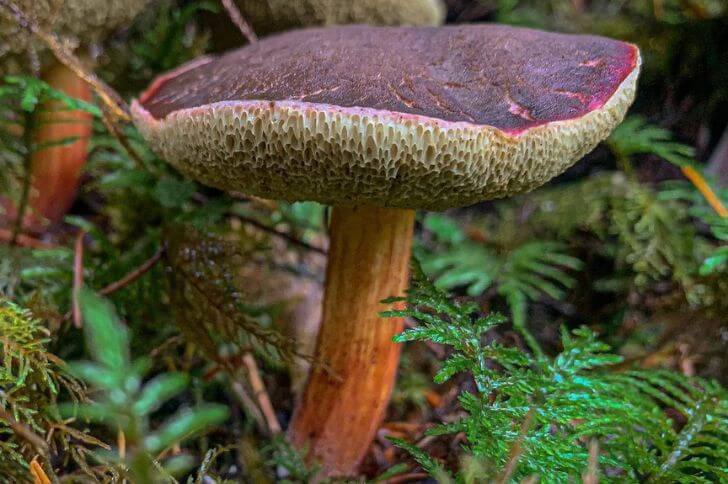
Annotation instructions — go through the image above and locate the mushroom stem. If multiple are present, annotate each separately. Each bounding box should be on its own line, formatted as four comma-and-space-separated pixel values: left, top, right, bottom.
288, 205, 414, 476
1, 61, 93, 233
32, 62, 93, 230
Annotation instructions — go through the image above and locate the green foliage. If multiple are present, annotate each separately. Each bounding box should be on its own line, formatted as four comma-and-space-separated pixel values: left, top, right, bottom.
0, 76, 101, 116
60, 288, 229, 482
102, 0, 217, 96
608, 116, 695, 168
264, 436, 322, 484
484, 172, 724, 311
420, 214, 582, 354
164, 225, 309, 366
659, 179, 728, 278
607, 115, 727, 289
384, 262, 728, 482
0, 298, 83, 478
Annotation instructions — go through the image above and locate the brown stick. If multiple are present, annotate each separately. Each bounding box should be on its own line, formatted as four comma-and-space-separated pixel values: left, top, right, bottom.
288, 205, 414, 476
0, 408, 50, 458
242, 352, 281, 435
72, 230, 85, 328
219, 0, 258, 44
0, 0, 129, 122
681, 166, 727, 217
496, 407, 535, 484
29, 457, 51, 484
62, 247, 163, 322
99, 248, 163, 296
237, 215, 326, 256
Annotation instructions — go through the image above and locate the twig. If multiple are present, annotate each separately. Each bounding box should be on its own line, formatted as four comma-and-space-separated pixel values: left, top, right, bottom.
680, 166, 727, 217
242, 352, 281, 435
99, 247, 164, 296
220, 0, 258, 44
0, 228, 56, 249
72, 230, 85, 328
0, 0, 130, 122
229, 379, 267, 434
99, 108, 146, 170
62, 247, 163, 322
11, 110, 34, 246
582, 439, 600, 484
29, 457, 51, 484
495, 407, 535, 484
238, 215, 326, 256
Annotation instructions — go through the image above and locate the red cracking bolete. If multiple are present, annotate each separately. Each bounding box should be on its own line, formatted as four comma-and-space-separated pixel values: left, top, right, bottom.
132, 24, 640, 476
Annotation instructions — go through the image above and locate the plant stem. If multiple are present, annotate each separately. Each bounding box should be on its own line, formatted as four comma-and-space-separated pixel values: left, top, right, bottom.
680, 166, 727, 217
288, 205, 414, 476
10, 110, 33, 245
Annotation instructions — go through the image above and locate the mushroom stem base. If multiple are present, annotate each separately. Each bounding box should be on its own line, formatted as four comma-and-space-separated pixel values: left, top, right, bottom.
287, 205, 414, 477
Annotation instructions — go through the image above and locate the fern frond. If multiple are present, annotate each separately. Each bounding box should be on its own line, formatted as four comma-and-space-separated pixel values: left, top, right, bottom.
387, 262, 728, 483
419, 228, 582, 354
608, 116, 695, 167
164, 225, 312, 365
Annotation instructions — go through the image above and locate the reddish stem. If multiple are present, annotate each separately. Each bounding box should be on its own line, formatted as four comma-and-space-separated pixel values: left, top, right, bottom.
288, 205, 414, 477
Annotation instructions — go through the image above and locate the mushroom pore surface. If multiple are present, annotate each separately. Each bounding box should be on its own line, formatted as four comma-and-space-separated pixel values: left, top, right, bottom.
133, 24, 640, 210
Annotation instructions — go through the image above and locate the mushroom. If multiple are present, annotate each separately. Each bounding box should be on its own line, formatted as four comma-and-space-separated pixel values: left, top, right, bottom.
0, 0, 151, 232
218, 0, 445, 37
131, 24, 640, 476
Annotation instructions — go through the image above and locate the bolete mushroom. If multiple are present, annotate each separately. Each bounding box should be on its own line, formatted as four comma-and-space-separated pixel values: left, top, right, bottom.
218, 0, 445, 38
0, 0, 151, 231
131, 24, 640, 476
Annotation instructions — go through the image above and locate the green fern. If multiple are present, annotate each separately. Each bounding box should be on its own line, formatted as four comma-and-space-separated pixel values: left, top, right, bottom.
608, 116, 695, 168
482, 173, 723, 311
419, 215, 582, 354
384, 261, 728, 483
164, 224, 309, 366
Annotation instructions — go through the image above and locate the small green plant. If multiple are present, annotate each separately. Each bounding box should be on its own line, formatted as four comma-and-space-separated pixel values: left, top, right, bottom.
0, 298, 83, 478
264, 435, 322, 484
60, 288, 229, 482
384, 261, 728, 483
419, 214, 582, 354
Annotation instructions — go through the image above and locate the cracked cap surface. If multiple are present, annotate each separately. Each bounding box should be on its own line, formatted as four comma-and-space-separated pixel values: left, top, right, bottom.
133, 24, 640, 210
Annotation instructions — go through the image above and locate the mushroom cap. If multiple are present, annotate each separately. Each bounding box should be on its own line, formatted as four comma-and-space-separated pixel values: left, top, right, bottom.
132, 24, 640, 210
233, 0, 445, 35
1, 0, 151, 74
